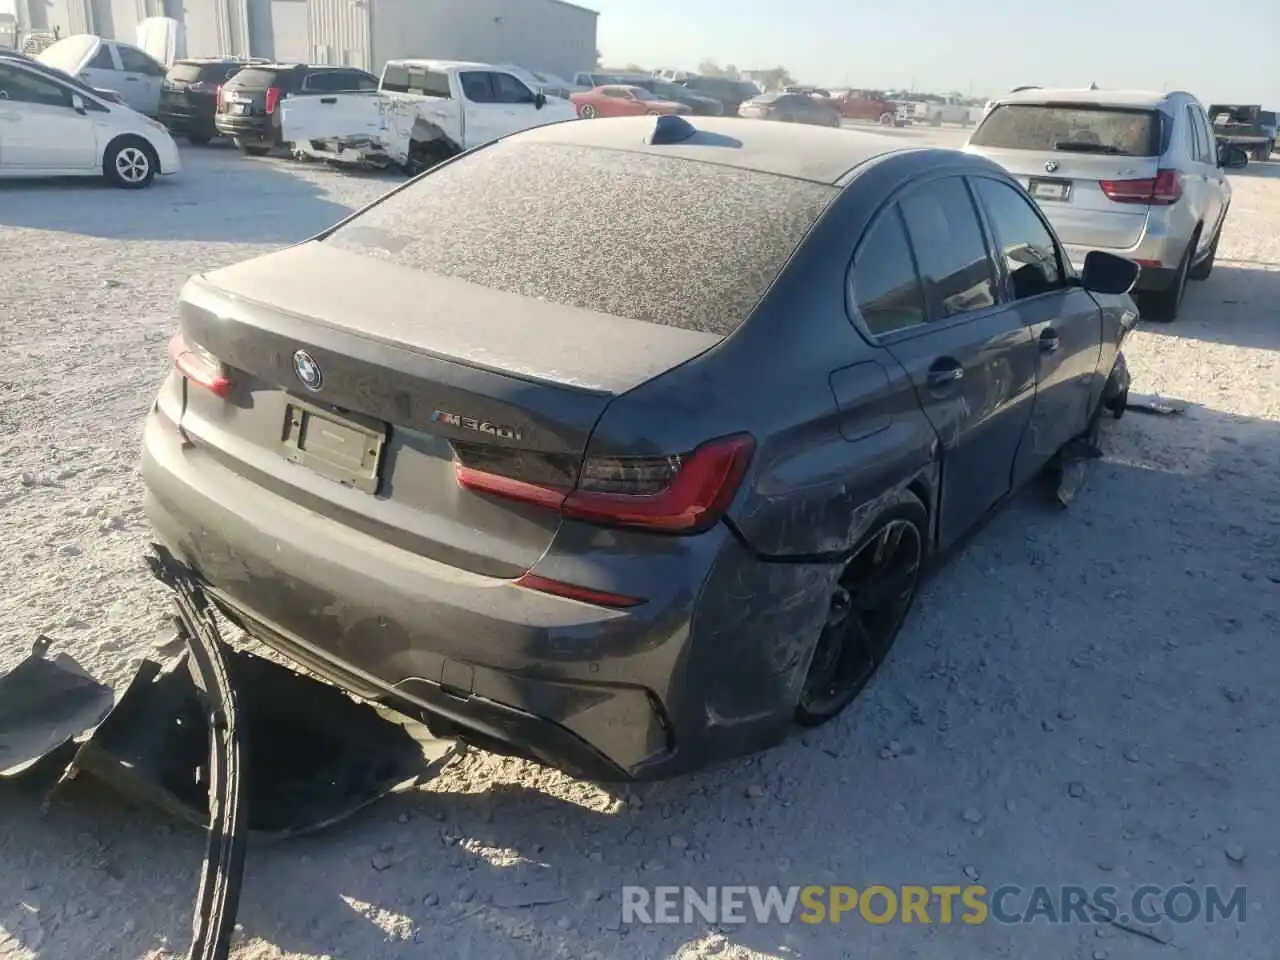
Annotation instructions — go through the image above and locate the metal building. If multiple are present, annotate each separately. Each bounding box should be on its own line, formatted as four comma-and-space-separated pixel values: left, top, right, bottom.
19, 0, 598, 80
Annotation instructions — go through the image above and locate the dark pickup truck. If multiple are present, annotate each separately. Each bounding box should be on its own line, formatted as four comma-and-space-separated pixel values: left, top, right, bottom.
1207, 104, 1276, 162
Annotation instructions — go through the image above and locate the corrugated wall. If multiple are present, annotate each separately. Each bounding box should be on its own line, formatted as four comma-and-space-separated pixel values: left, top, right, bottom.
305, 0, 370, 69
368, 0, 597, 80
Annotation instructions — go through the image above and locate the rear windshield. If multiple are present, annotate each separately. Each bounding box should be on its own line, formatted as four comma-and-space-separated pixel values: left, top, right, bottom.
970, 104, 1161, 157
324, 142, 837, 336
224, 67, 287, 90
168, 61, 233, 83
1261, 111, 1277, 126
381, 63, 451, 97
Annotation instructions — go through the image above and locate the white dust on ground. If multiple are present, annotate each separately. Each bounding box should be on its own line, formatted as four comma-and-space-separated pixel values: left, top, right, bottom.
1, 141, 1278, 960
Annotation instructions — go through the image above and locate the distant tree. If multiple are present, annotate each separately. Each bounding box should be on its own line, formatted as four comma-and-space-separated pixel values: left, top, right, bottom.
758, 66, 795, 90
623, 63, 646, 73
594, 49, 602, 67
698, 60, 736, 78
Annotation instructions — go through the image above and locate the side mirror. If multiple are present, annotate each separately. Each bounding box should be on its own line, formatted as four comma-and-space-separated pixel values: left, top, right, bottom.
1219, 144, 1249, 169
534, 90, 546, 110
1080, 250, 1140, 296
71, 92, 86, 115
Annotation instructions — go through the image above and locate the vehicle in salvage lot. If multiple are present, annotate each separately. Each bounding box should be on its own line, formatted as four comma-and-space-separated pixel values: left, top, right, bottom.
738, 91, 841, 126
214, 62, 378, 156
159, 57, 262, 145
144, 115, 1138, 781
966, 87, 1248, 322
825, 88, 909, 126
35, 33, 167, 116
634, 77, 724, 116
281, 59, 576, 171
0, 56, 180, 187
570, 84, 690, 119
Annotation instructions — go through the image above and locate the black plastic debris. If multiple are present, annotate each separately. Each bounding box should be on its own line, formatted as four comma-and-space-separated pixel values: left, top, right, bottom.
55, 644, 454, 839
0, 636, 114, 778
0, 546, 457, 960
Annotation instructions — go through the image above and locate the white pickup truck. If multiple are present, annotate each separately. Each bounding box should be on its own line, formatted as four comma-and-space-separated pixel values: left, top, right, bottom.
281, 58, 578, 172
912, 96, 975, 127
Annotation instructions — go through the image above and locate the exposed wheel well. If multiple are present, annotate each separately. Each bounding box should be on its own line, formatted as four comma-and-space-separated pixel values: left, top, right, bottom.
906, 477, 933, 546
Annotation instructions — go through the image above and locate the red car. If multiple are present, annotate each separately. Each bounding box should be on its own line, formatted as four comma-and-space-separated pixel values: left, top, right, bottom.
824, 89, 904, 126
570, 84, 690, 120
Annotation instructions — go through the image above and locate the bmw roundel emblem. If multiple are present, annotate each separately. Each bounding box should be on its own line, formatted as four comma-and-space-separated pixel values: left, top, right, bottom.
293, 349, 323, 391
1044, 160, 1060, 173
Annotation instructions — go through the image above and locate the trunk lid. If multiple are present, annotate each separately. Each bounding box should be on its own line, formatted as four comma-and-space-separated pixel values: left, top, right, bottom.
967, 102, 1165, 250
173, 243, 720, 578
967, 146, 1157, 248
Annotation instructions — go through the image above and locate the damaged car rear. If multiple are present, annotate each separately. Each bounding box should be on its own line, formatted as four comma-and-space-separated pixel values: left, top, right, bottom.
143, 115, 1138, 781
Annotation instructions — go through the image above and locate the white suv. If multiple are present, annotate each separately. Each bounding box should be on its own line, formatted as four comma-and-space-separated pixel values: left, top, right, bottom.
965, 88, 1247, 321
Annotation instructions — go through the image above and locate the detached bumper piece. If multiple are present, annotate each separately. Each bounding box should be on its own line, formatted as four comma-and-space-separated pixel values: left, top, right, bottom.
0, 546, 457, 960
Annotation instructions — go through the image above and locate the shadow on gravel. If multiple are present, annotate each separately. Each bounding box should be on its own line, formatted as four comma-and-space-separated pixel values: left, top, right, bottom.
1142, 262, 1280, 349
0, 149, 370, 244
2, 403, 1278, 960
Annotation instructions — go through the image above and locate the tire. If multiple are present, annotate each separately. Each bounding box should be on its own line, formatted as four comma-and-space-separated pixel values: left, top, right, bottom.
794, 493, 927, 727
1254, 141, 1273, 162
102, 136, 157, 189
878, 111, 894, 126
234, 137, 271, 157
1187, 226, 1220, 281
187, 134, 212, 146
645, 109, 661, 116
930, 114, 942, 127
1136, 232, 1195, 323
578, 104, 597, 119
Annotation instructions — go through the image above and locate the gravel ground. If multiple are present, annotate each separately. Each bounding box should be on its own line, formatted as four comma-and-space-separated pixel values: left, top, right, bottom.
1, 132, 1278, 960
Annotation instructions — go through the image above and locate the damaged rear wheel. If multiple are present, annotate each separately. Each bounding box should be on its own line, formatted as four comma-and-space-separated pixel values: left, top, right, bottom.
795, 496, 926, 726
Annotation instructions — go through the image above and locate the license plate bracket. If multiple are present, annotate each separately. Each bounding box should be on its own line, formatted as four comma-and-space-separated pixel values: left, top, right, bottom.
1028, 177, 1071, 202
281, 400, 386, 494
229, 102, 249, 115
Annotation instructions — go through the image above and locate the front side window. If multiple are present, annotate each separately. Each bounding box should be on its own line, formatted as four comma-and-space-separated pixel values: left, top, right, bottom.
850, 206, 927, 336
490, 72, 535, 104
0, 64, 73, 108
117, 45, 162, 76
971, 177, 1066, 301
898, 177, 998, 319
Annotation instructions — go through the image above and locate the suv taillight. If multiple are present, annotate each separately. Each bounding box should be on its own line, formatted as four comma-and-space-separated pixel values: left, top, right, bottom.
215, 84, 223, 108
168, 332, 231, 398
265, 86, 282, 114
454, 433, 755, 535
1099, 169, 1182, 205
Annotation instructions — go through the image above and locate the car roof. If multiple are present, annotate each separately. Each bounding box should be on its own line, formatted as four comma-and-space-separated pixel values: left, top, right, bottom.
512, 115, 908, 184
386, 58, 495, 71
992, 87, 1182, 110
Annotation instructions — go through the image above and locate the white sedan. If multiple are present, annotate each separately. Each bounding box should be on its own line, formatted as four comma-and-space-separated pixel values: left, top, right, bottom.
0, 56, 180, 188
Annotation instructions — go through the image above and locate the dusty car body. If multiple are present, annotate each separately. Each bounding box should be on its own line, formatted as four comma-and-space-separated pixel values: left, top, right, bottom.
143, 115, 1138, 781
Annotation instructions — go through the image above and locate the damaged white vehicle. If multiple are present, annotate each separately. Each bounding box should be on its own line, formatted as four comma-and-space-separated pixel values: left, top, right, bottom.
280, 58, 578, 173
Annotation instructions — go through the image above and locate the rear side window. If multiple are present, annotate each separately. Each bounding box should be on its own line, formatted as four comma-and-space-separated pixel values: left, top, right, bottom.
1185, 106, 1212, 163
86, 45, 116, 70
382, 64, 451, 97
898, 177, 997, 319
971, 104, 1161, 157
850, 208, 926, 335
225, 67, 286, 90
325, 141, 837, 335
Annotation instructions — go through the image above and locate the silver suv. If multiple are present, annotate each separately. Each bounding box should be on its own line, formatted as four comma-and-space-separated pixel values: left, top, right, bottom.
965, 88, 1247, 321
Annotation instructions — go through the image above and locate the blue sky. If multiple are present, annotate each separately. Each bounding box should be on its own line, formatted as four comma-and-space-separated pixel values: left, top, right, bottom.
591, 0, 1279, 105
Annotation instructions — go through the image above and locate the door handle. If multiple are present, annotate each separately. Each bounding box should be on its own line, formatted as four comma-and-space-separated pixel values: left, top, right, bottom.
320, 97, 337, 104
1039, 328, 1060, 353
925, 361, 964, 394
124, 76, 139, 82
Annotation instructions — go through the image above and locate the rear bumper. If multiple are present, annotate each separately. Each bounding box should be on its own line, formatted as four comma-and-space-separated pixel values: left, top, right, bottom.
213, 115, 279, 146
141, 404, 812, 779
1063, 208, 1193, 290
159, 105, 218, 138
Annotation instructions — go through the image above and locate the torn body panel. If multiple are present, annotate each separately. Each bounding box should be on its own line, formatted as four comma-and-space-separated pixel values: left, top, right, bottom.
0, 637, 114, 778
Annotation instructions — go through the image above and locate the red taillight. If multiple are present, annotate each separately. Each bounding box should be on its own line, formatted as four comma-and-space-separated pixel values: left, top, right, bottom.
455, 433, 755, 535
1099, 168, 1182, 205
168, 332, 231, 398
215, 84, 223, 108
265, 86, 281, 114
